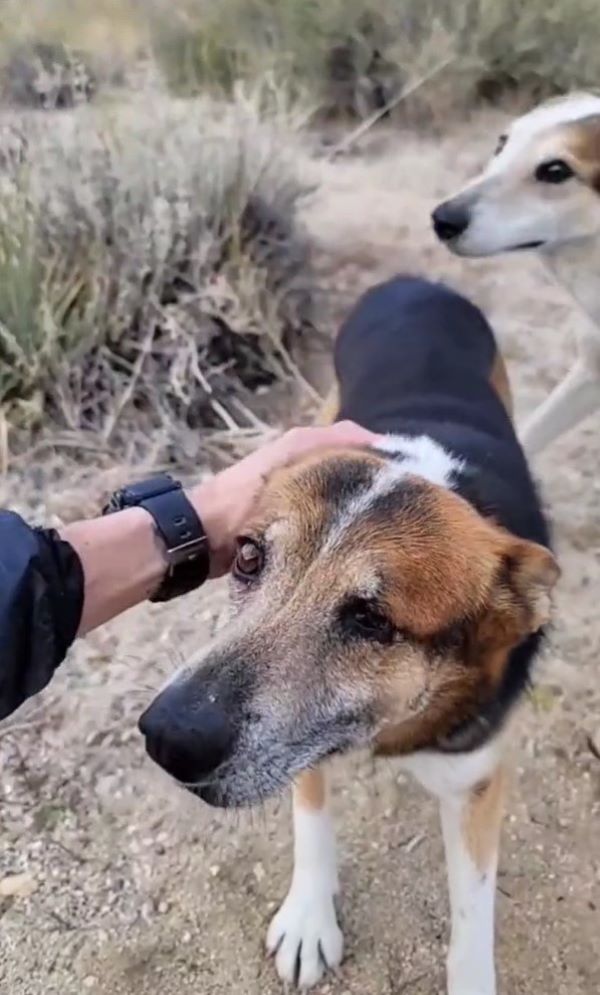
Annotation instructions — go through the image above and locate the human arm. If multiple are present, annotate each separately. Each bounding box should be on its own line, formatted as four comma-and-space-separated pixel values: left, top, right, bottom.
0, 422, 378, 719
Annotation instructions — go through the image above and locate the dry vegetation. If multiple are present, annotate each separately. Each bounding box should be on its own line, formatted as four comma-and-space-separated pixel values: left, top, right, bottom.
149, 0, 600, 110
0, 86, 313, 465
0, 0, 598, 466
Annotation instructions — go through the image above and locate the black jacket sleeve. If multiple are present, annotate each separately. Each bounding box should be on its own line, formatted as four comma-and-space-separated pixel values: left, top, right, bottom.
0, 511, 84, 720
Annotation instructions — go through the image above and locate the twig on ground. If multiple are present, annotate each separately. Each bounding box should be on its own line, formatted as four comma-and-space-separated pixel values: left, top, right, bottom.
46, 837, 89, 865
103, 322, 157, 444
189, 349, 243, 431
328, 54, 456, 160
229, 396, 271, 430
587, 732, 600, 762
269, 338, 323, 405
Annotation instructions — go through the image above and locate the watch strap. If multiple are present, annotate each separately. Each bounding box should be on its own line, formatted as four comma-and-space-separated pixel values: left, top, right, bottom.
103, 475, 210, 602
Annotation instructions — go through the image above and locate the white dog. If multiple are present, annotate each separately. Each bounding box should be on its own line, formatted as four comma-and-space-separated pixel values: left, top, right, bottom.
432, 92, 600, 455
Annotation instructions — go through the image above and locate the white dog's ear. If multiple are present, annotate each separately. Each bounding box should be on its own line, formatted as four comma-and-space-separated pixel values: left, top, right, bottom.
566, 114, 600, 190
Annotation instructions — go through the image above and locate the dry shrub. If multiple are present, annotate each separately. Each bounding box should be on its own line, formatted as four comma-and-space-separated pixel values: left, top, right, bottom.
150, 0, 600, 118
0, 0, 146, 68
150, 0, 450, 115
468, 0, 600, 102
0, 0, 152, 104
0, 83, 314, 464
2, 42, 97, 109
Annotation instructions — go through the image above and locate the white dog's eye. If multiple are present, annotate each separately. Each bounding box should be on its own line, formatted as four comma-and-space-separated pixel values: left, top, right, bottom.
535, 159, 574, 184
494, 134, 507, 156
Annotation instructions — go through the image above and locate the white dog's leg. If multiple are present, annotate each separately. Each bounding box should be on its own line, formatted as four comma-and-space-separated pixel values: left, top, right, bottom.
440, 768, 505, 995
520, 359, 600, 455
267, 767, 343, 988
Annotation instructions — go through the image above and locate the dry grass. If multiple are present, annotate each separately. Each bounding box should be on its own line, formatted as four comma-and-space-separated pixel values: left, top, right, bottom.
0, 0, 598, 467
149, 0, 600, 116
0, 0, 146, 66
3, 0, 599, 113
0, 82, 314, 464
149, 0, 451, 114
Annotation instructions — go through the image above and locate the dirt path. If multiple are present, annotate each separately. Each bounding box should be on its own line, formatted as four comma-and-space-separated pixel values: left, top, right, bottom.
1, 110, 599, 995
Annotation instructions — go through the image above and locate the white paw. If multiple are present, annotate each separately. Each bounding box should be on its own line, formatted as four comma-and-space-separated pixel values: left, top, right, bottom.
266, 884, 344, 989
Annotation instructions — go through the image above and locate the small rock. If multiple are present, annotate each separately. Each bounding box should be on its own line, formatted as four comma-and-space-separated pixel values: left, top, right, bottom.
141, 900, 154, 920
0, 873, 37, 898
252, 862, 265, 883
209, 864, 220, 878
83, 977, 97, 989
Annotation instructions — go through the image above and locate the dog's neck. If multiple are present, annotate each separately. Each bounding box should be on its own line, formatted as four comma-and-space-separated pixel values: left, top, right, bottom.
542, 237, 600, 338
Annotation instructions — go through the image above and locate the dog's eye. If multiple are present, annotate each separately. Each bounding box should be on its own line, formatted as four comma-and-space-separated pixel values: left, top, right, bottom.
494, 134, 507, 156
341, 598, 395, 644
233, 537, 264, 581
535, 159, 574, 184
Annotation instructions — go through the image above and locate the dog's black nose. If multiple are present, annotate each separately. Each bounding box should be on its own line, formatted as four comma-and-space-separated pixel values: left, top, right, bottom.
431, 202, 470, 241
138, 685, 233, 784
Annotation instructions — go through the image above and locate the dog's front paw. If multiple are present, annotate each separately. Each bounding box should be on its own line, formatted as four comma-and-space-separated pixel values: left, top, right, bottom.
266, 883, 343, 988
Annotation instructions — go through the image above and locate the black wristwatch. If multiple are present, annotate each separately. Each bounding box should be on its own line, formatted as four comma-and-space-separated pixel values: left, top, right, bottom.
103, 474, 210, 602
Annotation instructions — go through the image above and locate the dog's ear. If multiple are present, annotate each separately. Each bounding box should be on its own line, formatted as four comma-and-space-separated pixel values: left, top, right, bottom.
504, 539, 560, 631
566, 114, 600, 191
475, 538, 559, 673
433, 538, 559, 755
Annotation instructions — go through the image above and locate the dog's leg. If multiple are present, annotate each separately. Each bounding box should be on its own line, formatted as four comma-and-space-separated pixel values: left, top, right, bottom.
520, 359, 600, 455
267, 766, 343, 988
440, 766, 506, 995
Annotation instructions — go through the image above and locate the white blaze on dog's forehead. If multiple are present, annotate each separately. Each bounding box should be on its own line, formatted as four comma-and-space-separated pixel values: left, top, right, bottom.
325, 434, 462, 549
491, 92, 600, 169
323, 456, 406, 549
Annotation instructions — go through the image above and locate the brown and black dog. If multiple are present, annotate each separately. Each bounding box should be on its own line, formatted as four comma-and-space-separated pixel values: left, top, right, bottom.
140, 276, 558, 995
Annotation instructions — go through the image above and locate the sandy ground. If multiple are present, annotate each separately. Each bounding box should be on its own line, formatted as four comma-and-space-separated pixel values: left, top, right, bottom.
1, 109, 599, 995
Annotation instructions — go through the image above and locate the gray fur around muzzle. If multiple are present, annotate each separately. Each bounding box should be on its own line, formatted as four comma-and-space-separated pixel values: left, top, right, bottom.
138, 643, 372, 809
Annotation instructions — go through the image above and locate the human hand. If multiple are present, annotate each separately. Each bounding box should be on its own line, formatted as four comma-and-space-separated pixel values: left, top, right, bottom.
188, 421, 379, 576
